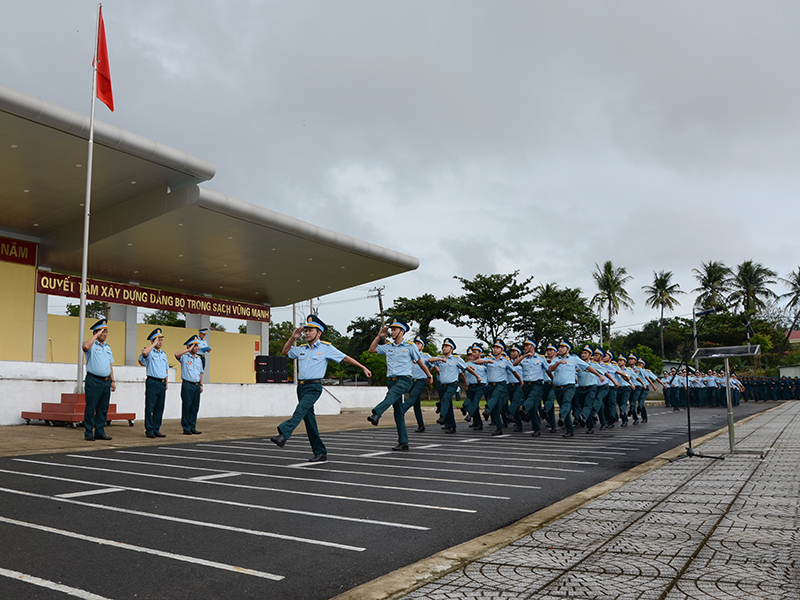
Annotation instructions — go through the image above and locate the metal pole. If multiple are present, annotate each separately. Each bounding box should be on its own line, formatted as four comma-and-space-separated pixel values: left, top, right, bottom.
725, 357, 735, 453
76, 3, 102, 394
292, 303, 298, 382
692, 307, 699, 373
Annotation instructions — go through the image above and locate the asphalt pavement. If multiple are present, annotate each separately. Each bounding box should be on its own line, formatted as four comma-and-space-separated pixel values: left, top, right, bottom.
0, 400, 787, 600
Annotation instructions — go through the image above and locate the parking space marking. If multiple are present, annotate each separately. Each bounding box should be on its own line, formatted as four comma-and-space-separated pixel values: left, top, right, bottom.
0, 566, 114, 599
189, 472, 242, 481
112, 452, 508, 499
55, 487, 125, 499
413, 444, 441, 449
0, 515, 284, 580
14, 459, 474, 513
173, 447, 566, 480
0, 470, 429, 530
0, 486, 365, 551
359, 451, 391, 457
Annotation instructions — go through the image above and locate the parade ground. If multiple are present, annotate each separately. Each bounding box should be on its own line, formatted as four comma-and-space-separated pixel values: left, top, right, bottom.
0, 400, 793, 600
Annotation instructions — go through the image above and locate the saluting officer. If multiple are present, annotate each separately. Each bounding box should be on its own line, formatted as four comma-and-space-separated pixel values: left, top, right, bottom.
549, 339, 605, 438
82, 319, 116, 442
368, 317, 433, 451
175, 335, 204, 435
139, 327, 169, 438
428, 338, 480, 434
464, 344, 488, 430
271, 315, 372, 461
482, 340, 522, 436
515, 338, 548, 437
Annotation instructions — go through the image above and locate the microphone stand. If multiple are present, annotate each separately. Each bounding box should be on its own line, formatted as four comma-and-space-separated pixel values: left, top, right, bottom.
669, 310, 725, 461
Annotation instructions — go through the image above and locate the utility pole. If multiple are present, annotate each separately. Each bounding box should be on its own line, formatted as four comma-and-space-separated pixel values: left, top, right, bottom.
369, 286, 386, 326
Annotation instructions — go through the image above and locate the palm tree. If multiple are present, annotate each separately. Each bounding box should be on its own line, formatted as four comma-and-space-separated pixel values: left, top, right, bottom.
591, 261, 634, 340
642, 270, 685, 358
691, 260, 731, 309
728, 260, 777, 315
779, 267, 800, 343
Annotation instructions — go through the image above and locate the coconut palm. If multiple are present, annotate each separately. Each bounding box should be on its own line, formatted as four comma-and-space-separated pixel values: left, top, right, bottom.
691, 260, 731, 309
591, 261, 634, 340
779, 267, 800, 343
728, 260, 777, 315
643, 270, 685, 358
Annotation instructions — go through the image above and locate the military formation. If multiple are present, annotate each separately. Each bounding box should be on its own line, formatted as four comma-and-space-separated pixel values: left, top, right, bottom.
83, 314, 794, 461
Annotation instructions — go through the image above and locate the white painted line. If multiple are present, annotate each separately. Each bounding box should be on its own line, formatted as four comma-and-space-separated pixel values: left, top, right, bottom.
0, 515, 283, 580
459, 438, 480, 443
287, 461, 329, 467
0, 486, 363, 552
414, 444, 441, 449
56, 487, 125, 499
359, 451, 391, 457
114, 452, 511, 499
189, 472, 241, 481
0, 566, 114, 599
16, 459, 474, 514
166, 447, 563, 481
0, 468, 427, 531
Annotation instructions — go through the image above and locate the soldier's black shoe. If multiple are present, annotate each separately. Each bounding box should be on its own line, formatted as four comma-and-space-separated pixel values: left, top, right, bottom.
483, 410, 490, 420
146, 432, 156, 438
473, 424, 483, 430
367, 413, 380, 426
436, 417, 445, 425
153, 431, 166, 438
190, 429, 202, 435
531, 430, 541, 437
270, 433, 286, 448
392, 443, 409, 451
460, 406, 467, 415
414, 426, 425, 433
558, 418, 564, 427
96, 434, 112, 440
435, 402, 441, 414
308, 453, 327, 462
85, 435, 95, 441
549, 427, 557, 433
562, 432, 575, 438
491, 429, 504, 436
586, 428, 594, 434
513, 425, 523, 432
444, 427, 456, 434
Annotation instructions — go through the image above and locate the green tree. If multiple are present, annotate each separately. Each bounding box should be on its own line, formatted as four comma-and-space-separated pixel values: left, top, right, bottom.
359, 351, 387, 385
692, 260, 731, 309
346, 315, 382, 357
529, 284, 600, 345
779, 267, 800, 344
642, 270, 685, 358
142, 310, 185, 327
448, 271, 535, 345
728, 260, 777, 315
591, 261, 634, 340
389, 293, 454, 343
66, 301, 108, 319
268, 321, 296, 356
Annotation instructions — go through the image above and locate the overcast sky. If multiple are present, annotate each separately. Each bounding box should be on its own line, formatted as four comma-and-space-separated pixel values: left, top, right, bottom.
3, 1, 800, 343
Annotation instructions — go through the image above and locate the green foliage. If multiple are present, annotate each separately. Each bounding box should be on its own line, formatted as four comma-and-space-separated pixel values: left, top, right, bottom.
591, 261, 634, 338
210, 321, 226, 332
448, 271, 535, 345
142, 310, 185, 327
65, 301, 108, 319
346, 315, 382, 357
528, 284, 600, 345
390, 293, 455, 344
359, 350, 387, 385
268, 321, 296, 356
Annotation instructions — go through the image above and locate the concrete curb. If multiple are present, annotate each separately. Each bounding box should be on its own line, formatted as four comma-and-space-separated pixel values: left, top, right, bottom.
331, 405, 779, 600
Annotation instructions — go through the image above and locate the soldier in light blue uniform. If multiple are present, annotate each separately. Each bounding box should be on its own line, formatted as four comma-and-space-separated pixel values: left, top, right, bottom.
482, 340, 522, 436
575, 345, 600, 433
175, 335, 205, 435
139, 327, 169, 438
271, 315, 371, 461
428, 338, 480, 433
548, 339, 606, 438
196, 328, 212, 369
464, 343, 488, 430
637, 359, 659, 423
615, 354, 635, 426
506, 344, 526, 432
515, 338, 548, 437
401, 335, 432, 433
368, 317, 433, 451
82, 318, 116, 441
601, 350, 621, 427
542, 342, 559, 431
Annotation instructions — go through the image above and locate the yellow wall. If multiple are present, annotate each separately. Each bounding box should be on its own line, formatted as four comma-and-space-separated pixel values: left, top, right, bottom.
46, 315, 127, 365
200, 329, 260, 384
0, 262, 35, 361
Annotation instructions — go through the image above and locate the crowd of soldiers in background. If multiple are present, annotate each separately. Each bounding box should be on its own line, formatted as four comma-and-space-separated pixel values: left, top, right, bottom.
419, 338, 795, 438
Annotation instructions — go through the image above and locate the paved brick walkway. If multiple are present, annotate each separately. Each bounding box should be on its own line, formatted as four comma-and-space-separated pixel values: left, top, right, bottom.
400, 402, 800, 599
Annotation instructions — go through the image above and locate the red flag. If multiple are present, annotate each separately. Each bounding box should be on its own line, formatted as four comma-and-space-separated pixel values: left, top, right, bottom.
95, 6, 114, 112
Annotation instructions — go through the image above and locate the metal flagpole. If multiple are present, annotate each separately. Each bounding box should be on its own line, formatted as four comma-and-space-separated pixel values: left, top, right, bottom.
76, 3, 102, 394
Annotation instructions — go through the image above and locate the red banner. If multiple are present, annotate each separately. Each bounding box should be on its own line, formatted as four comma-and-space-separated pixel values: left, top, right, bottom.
37, 271, 270, 323
0, 236, 37, 266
